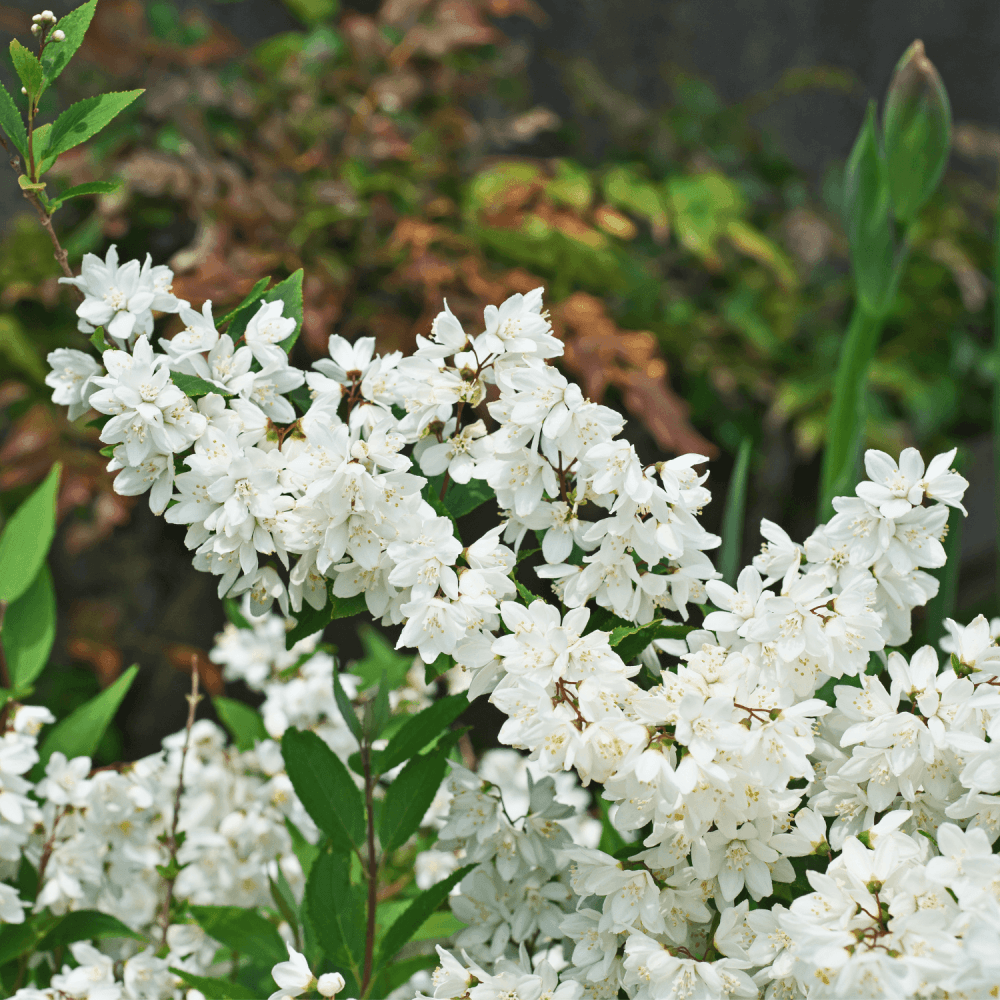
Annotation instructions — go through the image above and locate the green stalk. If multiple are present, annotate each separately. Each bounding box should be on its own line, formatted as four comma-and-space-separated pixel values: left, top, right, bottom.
817, 305, 883, 519
719, 436, 753, 586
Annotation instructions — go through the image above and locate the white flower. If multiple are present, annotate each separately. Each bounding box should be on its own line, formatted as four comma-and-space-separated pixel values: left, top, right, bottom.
45, 348, 102, 420
160, 300, 220, 371
268, 944, 316, 1000
317, 972, 346, 997
245, 300, 297, 365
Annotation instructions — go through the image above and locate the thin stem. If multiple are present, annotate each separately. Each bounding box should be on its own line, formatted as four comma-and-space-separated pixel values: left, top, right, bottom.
994, 171, 1000, 615
360, 741, 378, 997
0, 600, 13, 733
158, 666, 201, 945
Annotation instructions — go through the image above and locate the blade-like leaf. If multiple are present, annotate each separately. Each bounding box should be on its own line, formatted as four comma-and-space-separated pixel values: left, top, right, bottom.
306, 848, 364, 993
280, 728, 365, 851
9, 41, 42, 103
213, 697, 268, 752
373, 694, 468, 774
719, 436, 752, 586
188, 905, 286, 965
170, 371, 232, 398
0, 79, 27, 157
377, 864, 473, 964
169, 970, 257, 1000
219, 276, 271, 328
0, 462, 61, 603
378, 743, 450, 854
352, 624, 412, 690
37, 910, 144, 951
285, 590, 366, 649
48, 178, 121, 209
2, 564, 55, 691
609, 619, 693, 664
334, 668, 363, 741
47, 90, 143, 159
41, 0, 98, 88
37, 664, 138, 770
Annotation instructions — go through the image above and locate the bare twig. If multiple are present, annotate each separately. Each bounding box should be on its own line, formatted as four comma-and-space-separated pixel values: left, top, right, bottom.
158, 665, 201, 944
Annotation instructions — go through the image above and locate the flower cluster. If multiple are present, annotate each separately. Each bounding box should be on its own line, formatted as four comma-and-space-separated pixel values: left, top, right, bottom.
45, 253, 1000, 999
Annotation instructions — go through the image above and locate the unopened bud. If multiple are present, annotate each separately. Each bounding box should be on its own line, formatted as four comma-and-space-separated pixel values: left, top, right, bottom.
41, 9, 55, 20
51, 28, 64, 40
31, 13, 42, 22
31, 22, 41, 34
883, 39, 952, 223
20, 87, 26, 95
318, 972, 346, 997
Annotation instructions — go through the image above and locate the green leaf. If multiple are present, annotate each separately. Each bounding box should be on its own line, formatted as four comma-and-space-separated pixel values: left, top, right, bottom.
213, 697, 268, 752
420, 477, 455, 528
170, 371, 232, 398
41, 0, 98, 88
373, 694, 468, 774
37, 664, 138, 770
281, 728, 365, 851
0, 915, 49, 967
515, 579, 541, 606
719, 436, 753, 586
37, 910, 144, 951
283, 0, 339, 27
89, 328, 110, 353
0, 463, 61, 604
597, 796, 626, 855
46, 90, 144, 159
610, 619, 693, 663
266, 269, 305, 353
378, 743, 450, 854
843, 102, 896, 315
220, 277, 272, 328
0, 80, 27, 157
883, 40, 952, 224
369, 955, 439, 999
352, 625, 412, 690
9, 41, 43, 104
441, 479, 493, 519
364, 673, 391, 740
47, 179, 122, 210
377, 863, 473, 965
333, 669, 363, 741
2, 564, 55, 691
169, 970, 257, 1000
188, 905, 286, 965
306, 848, 363, 992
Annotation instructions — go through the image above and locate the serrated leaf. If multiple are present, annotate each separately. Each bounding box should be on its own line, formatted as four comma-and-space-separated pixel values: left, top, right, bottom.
515, 579, 541, 605
170, 370, 232, 398
334, 668, 363, 741
0, 462, 60, 603
0, 79, 27, 157
285, 817, 319, 880
47, 89, 143, 159
41, 0, 98, 88
2, 564, 55, 691
213, 697, 268, 752
378, 742, 450, 854
37, 664, 138, 771
281, 728, 365, 851
373, 693, 468, 774
37, 910, 144, 951
441, 478, 493, 519
169, 970, 257, 1000
9, 40, 43, 103
609, 619, 693, 663
377, 864, 474, 964
48, 178, 121, 209
89, 329, 110, 353
306, 848, 364, 992
188, 905, 286, 966
219, 277, 272, 328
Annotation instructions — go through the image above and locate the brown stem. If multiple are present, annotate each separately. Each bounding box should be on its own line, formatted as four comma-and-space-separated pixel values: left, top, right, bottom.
23, 190, 72, 279
360, 740, 378, 997
158, 666, 201, 945
35, 804, 70, 891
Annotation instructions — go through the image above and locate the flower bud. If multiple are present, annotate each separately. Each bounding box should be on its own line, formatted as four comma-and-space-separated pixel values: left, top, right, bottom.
31, 22, 40, 34
318, 972, 346, 997
41, 9, 55, 20
31, 13, 42, 22
882, 39, 952, 224
20, 87, 26, 95
52, 28, 64, 40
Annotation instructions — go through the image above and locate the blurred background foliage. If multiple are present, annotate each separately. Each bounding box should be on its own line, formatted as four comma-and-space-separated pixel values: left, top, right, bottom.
0, 0, 997, 753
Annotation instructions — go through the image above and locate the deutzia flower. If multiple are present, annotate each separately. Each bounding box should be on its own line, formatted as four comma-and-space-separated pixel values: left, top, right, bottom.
45, 348, 102, 420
